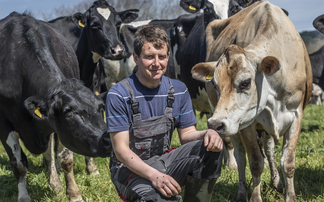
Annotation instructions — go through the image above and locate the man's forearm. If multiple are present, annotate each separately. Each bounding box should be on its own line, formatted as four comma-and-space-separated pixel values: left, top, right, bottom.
180, 130, 207, 145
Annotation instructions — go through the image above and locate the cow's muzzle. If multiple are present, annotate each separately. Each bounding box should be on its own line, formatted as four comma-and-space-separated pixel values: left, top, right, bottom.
109, 45, 125, 60
208, 119, 227, 136
95, 131, 112, 157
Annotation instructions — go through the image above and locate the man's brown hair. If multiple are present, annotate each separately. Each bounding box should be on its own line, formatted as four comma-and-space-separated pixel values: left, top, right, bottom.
134, 25, 171, 56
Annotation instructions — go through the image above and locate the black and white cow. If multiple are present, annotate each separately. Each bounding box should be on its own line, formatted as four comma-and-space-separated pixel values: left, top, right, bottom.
48, 1, 139, 90
0, 12, 111, 202
48, 1, 138, 176
310, 14, 324, 90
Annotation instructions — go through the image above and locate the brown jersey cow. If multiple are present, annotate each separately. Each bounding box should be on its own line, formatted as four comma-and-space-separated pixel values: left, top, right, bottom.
192, 1, 312, 202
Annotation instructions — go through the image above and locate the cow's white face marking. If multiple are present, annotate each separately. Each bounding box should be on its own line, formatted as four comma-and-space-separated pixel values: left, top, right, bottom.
209, 0, 230, 19
97, 8, 111, 20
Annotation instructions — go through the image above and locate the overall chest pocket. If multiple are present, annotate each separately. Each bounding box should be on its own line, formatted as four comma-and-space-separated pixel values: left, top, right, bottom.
131, 117, 172, 160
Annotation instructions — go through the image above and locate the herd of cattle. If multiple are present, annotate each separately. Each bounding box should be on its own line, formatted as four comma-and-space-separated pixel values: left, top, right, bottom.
0, 0, 322, 201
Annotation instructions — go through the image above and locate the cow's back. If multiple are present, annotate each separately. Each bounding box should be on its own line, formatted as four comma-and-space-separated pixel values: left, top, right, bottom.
0, 12, 79, 109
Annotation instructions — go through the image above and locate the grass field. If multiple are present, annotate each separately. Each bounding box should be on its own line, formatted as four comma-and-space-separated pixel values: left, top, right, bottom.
0, 104, 324, 201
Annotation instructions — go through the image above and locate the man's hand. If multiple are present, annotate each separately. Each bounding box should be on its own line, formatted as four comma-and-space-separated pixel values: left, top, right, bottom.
151, 172, 181, 197
204, 129, 223, 152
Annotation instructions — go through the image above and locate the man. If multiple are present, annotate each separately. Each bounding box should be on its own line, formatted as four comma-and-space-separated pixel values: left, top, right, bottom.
106, 25, 223, 202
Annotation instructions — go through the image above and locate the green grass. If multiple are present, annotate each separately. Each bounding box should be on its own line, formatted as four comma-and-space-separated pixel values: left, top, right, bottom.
1, 104, 324, 201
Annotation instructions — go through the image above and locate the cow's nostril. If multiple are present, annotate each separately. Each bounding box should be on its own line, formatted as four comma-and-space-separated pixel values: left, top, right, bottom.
216, 122, 225, 132
111, 47, 117, 54
208, 120, 226, 133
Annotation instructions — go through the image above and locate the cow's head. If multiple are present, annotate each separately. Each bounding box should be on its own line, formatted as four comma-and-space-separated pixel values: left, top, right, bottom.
180, 0, 241, 19
180, 0, 219, 20
192, 44, 280, 136
313, 14, 324, 34
24, 79, 111, 157
83, 0, 139, 60
228, 0, 244, 17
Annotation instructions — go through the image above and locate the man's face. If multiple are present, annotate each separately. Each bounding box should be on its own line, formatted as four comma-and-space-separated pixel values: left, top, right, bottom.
134, 42, 170, 87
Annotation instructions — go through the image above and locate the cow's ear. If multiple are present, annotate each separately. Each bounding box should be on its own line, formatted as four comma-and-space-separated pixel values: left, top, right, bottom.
192, 61, 217, 82
260, 56, 280, 76
281, 8, 289, 16
313, 14, 324, 34
180, 0, 201, 13
118, 9, 139, 23
72, 12, 87, 28
24, 96, 49, 120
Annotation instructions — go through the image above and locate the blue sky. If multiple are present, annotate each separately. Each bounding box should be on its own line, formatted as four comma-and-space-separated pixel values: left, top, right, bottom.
0, 0, 323, 32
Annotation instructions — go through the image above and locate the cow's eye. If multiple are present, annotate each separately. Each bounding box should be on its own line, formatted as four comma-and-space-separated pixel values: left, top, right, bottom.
63, 108, 74, 117
91, 22, 101, 29
239, 78, 251, 90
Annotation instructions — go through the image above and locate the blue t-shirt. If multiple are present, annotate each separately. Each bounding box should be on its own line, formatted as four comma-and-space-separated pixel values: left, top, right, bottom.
106, 73, 197, 133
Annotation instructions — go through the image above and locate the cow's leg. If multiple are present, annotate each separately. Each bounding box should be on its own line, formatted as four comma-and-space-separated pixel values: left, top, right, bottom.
42, 133, 64, 193
56, 140, 82, 202
240, 127, 264, 202
85, 156, 100, 175
262, 131, 284, 193
281, 110, 303, 202
230, 133, 247, 202
223, 136, 237, 170
4, 131, 31, 202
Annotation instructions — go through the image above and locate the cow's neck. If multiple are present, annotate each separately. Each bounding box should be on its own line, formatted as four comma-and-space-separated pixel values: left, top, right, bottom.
75, 30, 97, 90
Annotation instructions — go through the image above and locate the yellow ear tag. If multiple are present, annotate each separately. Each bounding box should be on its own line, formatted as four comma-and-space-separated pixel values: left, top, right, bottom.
206, 72, 214, 80
35, 108, 42, 118
189, 5, 196, 11
78, 20, 85, 28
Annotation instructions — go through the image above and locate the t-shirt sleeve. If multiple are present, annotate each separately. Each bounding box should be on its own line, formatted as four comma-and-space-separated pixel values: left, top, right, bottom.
105, 86, 130, 133
176, 87, 197, 128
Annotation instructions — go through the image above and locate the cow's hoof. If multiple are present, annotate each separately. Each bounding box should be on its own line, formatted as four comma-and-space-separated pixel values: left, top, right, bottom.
51, 182, 64, 193
228, 161, 238, 170
235, 192, 247, 202
272, 176, 284, 193
88, 169, 100, 175
85, 157, 100, 175
18, 195, 32, 202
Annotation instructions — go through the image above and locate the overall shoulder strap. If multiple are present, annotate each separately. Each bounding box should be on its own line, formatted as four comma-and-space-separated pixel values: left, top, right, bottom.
166, 78, 175, 108
120, 79, 140, 115
165, 78, 175, 115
